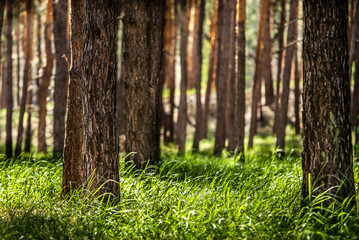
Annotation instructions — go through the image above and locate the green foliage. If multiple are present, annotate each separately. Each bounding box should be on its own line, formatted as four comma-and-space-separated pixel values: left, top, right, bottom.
0, 151, 358, 239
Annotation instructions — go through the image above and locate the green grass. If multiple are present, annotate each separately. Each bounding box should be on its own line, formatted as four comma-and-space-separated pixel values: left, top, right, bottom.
0, 149, 358, 239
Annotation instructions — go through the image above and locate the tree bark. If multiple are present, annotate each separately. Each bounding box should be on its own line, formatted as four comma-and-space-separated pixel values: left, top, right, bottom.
15, 2, 20, 107
263, 0, 274, 106
192, 0, 205, 150
350, 0, 359, 129
294, 45, 300, 134
273, 0, 286, 133
214, 0, 232, 155
176, 0, 189, 153
275, 0, 298, 150
38, 0, 53, 153
81, 0, 119, 197
62, 0, 84, 196
248, 0, 268, 148
123, 0, 164, 168
302, 0, 355, 203
53, 0, 69, 156
15, 0, 33, 158
5, 0, 13, 158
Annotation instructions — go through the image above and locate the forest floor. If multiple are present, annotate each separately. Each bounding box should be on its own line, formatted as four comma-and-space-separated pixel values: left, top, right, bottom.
0, 138, 358, 239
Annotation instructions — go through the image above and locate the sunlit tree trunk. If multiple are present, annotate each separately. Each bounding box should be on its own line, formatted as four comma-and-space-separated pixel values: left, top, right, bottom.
248, 0, 268, 148
62, 0, 84, 196
15, 1, 20, 106
38, 0, 53, 153
275, 0, 298, 150
302, 0, 355, 203
15, 0, 33, 157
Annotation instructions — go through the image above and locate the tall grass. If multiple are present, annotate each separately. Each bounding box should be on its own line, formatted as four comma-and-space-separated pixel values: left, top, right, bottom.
0, 151, 358, 239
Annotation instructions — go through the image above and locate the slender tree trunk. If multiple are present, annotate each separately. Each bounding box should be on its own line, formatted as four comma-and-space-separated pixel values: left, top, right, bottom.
5, 0, 13, 158
38, 0, 53, 153
294, 45, 300, 134
232, 0, 246, 154
302, 0, 355, 203
62, 0, 84, 196
192, 0, 205, 150
187, 0, 194, 90
350, 0, 359, 129
275, 0, 298, 150
15, 2, 20, 106
124, 0, 164, 168
176, 0, 189, 153
202, 0, 218, 140
81, 0, 119, 197
273, 0, 286, 133
24, 86, 33, 152
214, 0, 232, 155
53, 0, 69, 157
248, 0, 268, 148
15, 0, 33, 158
263, 0, 274, 106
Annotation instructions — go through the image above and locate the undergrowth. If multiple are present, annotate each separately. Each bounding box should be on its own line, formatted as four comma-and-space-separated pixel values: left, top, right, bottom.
0, 150, 358, 239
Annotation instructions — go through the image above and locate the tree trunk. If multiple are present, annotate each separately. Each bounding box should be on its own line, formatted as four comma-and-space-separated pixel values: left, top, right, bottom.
275, 0, 298, 150
15, 2, 20, 107
302, 0, 355, 203
62, 0, 84, 196
24, 86, 33, 152
248, 0, 268, 148
123, 0, 164, 168
176, 0, 189, 153
192, 0, 205, 150
53, 0, 69, 157
38, 0, 53, 153
202, 0, 218, 140
15, 0, 33, 158
5, 0, 13, 158
214, 0, 232, 155
350, 0, 359, 129
273, 0, 286, 133
294, 45, 300, 134
232, 0, 246, 154
187, 0, 194, 90
81, 0, 119, 197
263, 0, 274, 106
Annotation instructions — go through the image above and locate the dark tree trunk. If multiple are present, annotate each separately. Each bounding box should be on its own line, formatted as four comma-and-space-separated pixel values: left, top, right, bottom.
0, 0, 5, 110
302, 0, 355, 203
5, 0, 13, 158
263, 0, 274, 106
15, 2, 20, 107
176, 0, 189, 153
275, 0, 298, 150
81, 0, 119, 197
273, 0, 286, 133
294, 45, 300, 134
214, 0, 232, 155
38, 0, 53, 153
248, 0, 268, 148
62, 0, 84, 196
123, 0, 164, 168
202, 0, 218, 140
15, 0, 33, 158
192, 0, 205, 150
53, 0, 69, 157
232, 0, 246, 154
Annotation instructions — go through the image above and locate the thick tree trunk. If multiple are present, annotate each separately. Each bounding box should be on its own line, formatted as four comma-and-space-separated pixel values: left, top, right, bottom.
232, 0, 246, 154
192, 0, 205, 150
53, 0, 69, 156
38, 0, 53, 153
62, 0, 84, 196
248, 0, 268, 148
176, 0, 189, 153
214, 0, 232, 155
123, 0, 164, 167
273, 0, 286, 133
202, 0, 218, 140
302, 0, 355, 203
15, 0, 33, 158
275, 0, 298, 150
82, 0, 119, 197
5, 0, 13, 158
